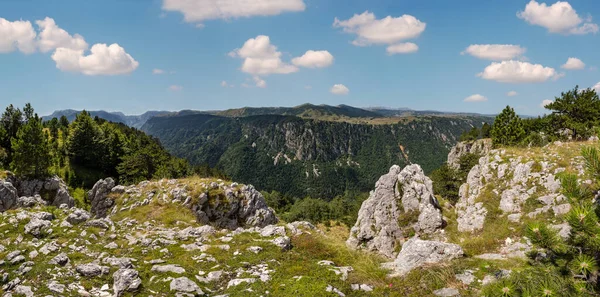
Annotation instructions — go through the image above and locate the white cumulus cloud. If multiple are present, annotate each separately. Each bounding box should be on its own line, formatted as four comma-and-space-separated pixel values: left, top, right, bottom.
291, 50, 334, 68
541, 99, 553, 107
478, 60, 560, 83
507, 91, 518, 96
36, 17, 87, 53
51, 43, 139, 76
153, 68, 165, 74
330, 84, 349, 95
517, 0, 598, 35
386, 42, 418, 55
561, 57, 585, 70
0, 17, 37, 54
593, 82, 600, 92
462, 44, 526, 61
162, 0, 305, 26
230, 35, 298, 75
333, 11, 425, 54
464, 94, 488, 102
253, 76, 267, 88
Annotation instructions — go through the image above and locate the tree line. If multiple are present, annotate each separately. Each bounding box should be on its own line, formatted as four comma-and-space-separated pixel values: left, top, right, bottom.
0, 104, 222, 188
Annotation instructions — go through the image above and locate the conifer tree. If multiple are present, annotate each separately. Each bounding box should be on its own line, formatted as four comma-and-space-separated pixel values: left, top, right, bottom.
546, 86, 600, 140
10, 113, 51, 178
491, 105, 525, 146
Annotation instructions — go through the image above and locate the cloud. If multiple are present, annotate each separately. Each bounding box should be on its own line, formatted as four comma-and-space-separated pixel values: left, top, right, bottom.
230, 35, 298, 75
464, 94, 488, 102
168, 85, 183, 91
51, 43, 139, 75
153, 68, 165, 74
292, 50, 334, 68
517, 0, 598, 35
507, 91, 518, 96
593, 82, 600, 92
253, 76, 266, 88
0, 17, 37, 54
541, 99, 553, 107
36, 17, 87, 53
561, 57, 585, 70
462, 44, 526, 61
478, 60, 560, 83
162, 0, 305, 25
330, 84, 349, 95
386, 42, 418, 55
220, 80, 228, 87
333, 11, 425, 53
304, 85, 312, 90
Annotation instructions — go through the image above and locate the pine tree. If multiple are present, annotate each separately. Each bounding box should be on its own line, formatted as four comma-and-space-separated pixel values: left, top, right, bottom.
10, 114, 51, 178
491, 106, 525, 146
67, 111, 103, 168
546, 86, 600, 140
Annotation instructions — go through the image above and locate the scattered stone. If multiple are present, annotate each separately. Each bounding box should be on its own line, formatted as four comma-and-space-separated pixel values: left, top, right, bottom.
433, 288, 460, 297
49, 253, 69, 266
151, 264, 186, 274
383, 237, 464, 277
170, 277, 203, 294
113, 268, 142, 297
75, 263, 109, 277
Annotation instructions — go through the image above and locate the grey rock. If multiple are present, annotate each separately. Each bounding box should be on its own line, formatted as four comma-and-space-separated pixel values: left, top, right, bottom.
151, 264, 186, 274
455, 270, 475, 285
113, 268, 142, 297
88, 178, 116, 218
447, 139, 492, 169
14, 285, 34, 297
170, 277, 202, 294
47, 281, 65, 294
347, 164, 442, 259
227, 278, 256, 288
0, 181, 18, 212
433, 288, 460, 297
260, 225, 286, 237
24, 218, 51, 237
66, 208, 91, 225
48, 253, 69, 266
75, 263, 109, 277
85, 219, 110, 229
102, 257, 133, 268
272, 236, 292, 251
383, 237, 464, 277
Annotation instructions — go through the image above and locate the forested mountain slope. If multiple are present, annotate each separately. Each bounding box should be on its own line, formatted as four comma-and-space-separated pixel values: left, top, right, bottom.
142, 113, 490, 198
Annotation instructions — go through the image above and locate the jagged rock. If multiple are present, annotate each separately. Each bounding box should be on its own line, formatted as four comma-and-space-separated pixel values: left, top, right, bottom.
6, 175, 74, 208
382, 237, 464, 277
456, 161, 488, 233
16, 195, 45, 208
272, 236, 292, 251
196, 270, 223, 283
48, 253, 69, 266
75, 263, 109, 277
47, 281, 65, 294
85, 219, 110, 229
0, 181, 18, 212
192, 184, 278, 229
347, 164, 442, 259
227, 278, 256, 288
351, 284, 373, 292
14, 285, 34, 297
447, 139, 492, 169
89, 178, 116, 218
455, 270, 475, 285
113, 268, 142, 297
170, 277, 202, 294
260, 225, 286, 237
66, 208, 91, 225
103, 257, 133, 268
24, 218, 51, 237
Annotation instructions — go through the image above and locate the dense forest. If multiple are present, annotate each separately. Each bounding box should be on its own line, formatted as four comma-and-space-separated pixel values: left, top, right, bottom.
0, 104, 195, 188
142, 113, 491, 199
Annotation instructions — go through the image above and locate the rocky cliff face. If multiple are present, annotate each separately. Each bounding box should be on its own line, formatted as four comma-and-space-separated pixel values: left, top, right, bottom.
346, 164, 444, 258
142, 113, 488, 198
447, 138, 492, 169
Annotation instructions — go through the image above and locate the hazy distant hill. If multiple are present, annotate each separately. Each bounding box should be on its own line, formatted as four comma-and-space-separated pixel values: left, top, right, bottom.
214, 103, 382, 119
43, 110, 171, 129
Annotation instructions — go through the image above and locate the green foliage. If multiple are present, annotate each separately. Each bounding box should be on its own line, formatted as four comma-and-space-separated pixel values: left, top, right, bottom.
557, 172, 590, 201
546, 86, 600, 140
430, 153, 480, 204
581, 146, 600, 180
281, 193, 368, 226
10, 113, 51, 178
491, 106, 525, 146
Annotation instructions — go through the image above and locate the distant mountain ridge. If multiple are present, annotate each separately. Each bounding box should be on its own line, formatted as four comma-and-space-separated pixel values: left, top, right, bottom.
44, 104, 495, 129
42, 110, 171, 129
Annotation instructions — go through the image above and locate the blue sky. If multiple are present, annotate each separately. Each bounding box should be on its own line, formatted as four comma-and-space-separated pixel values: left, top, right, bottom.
0, 0, 599, 116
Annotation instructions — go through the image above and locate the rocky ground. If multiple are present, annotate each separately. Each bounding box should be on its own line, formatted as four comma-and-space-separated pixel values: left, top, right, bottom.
1, 140, 597, 296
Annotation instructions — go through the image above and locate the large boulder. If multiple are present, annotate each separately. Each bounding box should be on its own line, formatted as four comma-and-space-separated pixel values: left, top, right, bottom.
191, 184, 277, 229
382, 237, 464, 277
6, 175, 74, 208
0, 181, 18, 212
447, 139, 492, 169
346, 164, 443, 259
88, 178, 116, 218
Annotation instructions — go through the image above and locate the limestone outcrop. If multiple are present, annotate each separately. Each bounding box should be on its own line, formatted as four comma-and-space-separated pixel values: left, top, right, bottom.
346, 164, 443, 259
382, 237, 464, 277
447, 138, 492, 169
0, 174, 74, 211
